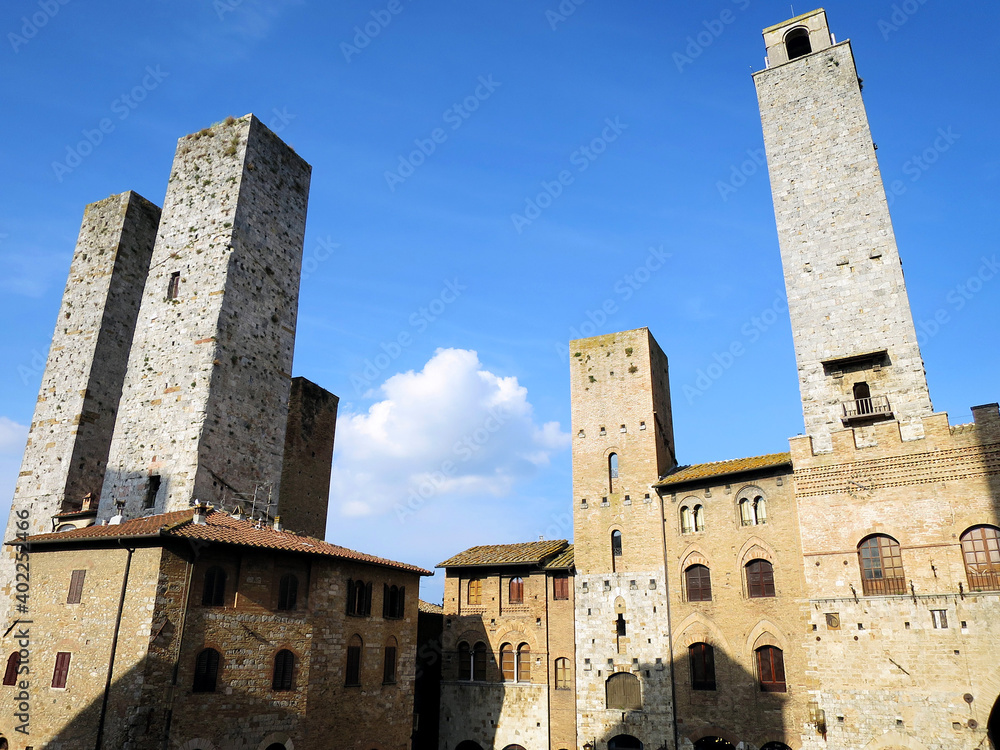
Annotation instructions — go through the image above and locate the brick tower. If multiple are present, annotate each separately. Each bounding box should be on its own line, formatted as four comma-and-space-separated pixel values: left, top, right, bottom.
99, 115, 311, 519
753, 9, 933, 452
569, 328, 677, 746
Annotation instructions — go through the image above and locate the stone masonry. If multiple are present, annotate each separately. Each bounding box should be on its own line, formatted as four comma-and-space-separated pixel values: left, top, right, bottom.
99, 114, 311, 520
1, 191, 159, 625
754, 9, 933, 452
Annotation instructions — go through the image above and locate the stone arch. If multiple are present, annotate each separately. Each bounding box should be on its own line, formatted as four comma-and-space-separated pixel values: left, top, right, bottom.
614, 596, 627, 614
455, 628, 487, 646
494, 622, 537, 651
688, 726, 741, 747
859, 731, 928, 750
256, 733, 294, 750
746, 619, 788, 654
673, 611, 731, 654
738, 536, 776, 567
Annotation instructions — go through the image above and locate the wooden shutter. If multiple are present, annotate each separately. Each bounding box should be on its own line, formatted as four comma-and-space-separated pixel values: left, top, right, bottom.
67, 570, 86, 604
500, 645, 515, 680
553, 575, 569, 600
51, 652, 71, 689
383, 584, 390, 617
383, 646, 397, 683
396, 586, 405, 618
346, 579, 356, 615
517, 644, 531, 682
3, 652, 20, 686
273, 650, 294, 690
364, 582, 373, 616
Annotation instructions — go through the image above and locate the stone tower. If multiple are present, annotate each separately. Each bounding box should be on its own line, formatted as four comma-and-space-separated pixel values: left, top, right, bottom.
99, 115, 311, 519
753, 9, 933, 452
570, 328, 677, 744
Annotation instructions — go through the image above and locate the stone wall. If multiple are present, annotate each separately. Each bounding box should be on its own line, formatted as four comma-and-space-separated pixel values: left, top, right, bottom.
99, 114, 311, 519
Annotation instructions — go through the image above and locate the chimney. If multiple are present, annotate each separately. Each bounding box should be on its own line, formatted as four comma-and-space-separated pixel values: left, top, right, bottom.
273, 515, 283, 532
193, 502, 209, 525
82, 492, 98, 511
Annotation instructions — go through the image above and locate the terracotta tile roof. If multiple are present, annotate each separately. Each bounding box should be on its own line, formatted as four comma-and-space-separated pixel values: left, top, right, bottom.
541, 544, 574, 570
437, 540, 569, 569
655, 451, 792, 487
418, 600, 444, 614
17, 508, 431, 575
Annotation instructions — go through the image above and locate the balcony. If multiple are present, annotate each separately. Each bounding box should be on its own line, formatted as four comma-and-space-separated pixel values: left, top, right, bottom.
966, 570, 1000, 592
842, 395, 893, 425
860, 575, 907, 596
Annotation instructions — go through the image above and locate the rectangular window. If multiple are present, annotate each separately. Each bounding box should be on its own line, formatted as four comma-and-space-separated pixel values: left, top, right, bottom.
553, 575, 569, 600
67, 570, 86, 605
467, 579, 483, 606
167, 271, 181, 300
931, 609, 948, 629
346, 644, 361, 686
144, 475, 161, 509
383, 646, 397, 684
52, 652, 72, 689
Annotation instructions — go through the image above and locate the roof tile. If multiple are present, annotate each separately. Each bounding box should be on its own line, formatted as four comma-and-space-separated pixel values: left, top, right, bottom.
437, 539, 569, 568
655, 451, 792, 487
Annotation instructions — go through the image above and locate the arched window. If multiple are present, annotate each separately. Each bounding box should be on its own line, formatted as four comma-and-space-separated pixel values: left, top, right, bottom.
193, 648, 220, 692
346, 635, 363, 686
458, 641, 472, 680
509, 577, 524, 604
739, 490, 767, 526
854, 381, 872, 414
760, 743, 792, 750
755, 495, 767, 524
346, 578, 372, 615
693, 504, 705, 532
681, 506, 694, 534
468, 578, 483, 606
456, 743, 485, 750
746, 559, 776, 598
502, 746, 527, 750
609, 736, 643, 750
685, 564, 712, 602
517, 643, 531, 682
272, 649, 294, 691
960, 525, 1000, 591
554, 657, 570, 689
2, 652, 20, 686
472, 641, 487, 681
277, 574, 298, 611
383, 636, 398, 684
785, 27, 811, 60
202, 566, 225, 607
611, 530, 623, 568
689, 642, 716, 690
609, 452, 619, 490
500, 643, 515, 681
858, 534, 906, 595
756, 645, 786, 692
606, 672, 641, 710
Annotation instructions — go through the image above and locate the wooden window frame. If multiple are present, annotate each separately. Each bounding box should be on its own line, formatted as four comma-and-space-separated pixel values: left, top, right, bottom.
277, 573, 298, 611
516, 643, 531, 682
272, 649, 294, 691
51, 652, 72, 689
554, 657, 570, 689
383, 640, 398, 684
500, 643, 515, 681
858, 535, 906, 595
192, 648, 220, 693
960, 525, 1000, 591
345, 635, 363, 686
201, 566, 226, 607
467, 578, 483, 607
66, 569, 86, 605
685, 564, 712, 602
3, 652, 20, 686
746, 559, 776, 598
553, 574, 570, 600
689, 642, 716, 691
472, 642, 488, 681
509, 577, 524, 605
756, 645, 786, 692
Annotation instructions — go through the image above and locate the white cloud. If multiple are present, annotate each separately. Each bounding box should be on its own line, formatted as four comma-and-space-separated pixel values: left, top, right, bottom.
0, 417, 28, 454
329, 348, 570, 520
0, 418, 28, 534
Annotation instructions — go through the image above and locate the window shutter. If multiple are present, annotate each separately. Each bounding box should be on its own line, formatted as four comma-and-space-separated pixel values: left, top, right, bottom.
383, 584, 390, 617
397, 585, 405, 618
67, 570, 86, 604
3, 652, 20, 686
346, 579, 355, 615
383, 646, 397, 683
51, 652, 71, 689
364, 582, 373, 616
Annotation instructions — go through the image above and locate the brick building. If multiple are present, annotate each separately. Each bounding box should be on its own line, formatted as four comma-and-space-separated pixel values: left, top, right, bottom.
436, 9, 1000, 750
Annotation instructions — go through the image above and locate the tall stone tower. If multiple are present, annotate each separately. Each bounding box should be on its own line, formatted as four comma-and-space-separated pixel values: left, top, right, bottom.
753, 9, 933, 452
570, 328, 677, 745
99, 115, 311, 519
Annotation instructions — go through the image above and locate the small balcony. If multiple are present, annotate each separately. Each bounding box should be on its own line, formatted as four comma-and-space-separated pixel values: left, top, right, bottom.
860, 575, 907, 596
842, 395, 893, 425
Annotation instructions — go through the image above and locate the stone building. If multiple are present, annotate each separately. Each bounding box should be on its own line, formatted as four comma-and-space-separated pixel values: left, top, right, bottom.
437, 541, 576, 750
0, 505, 428, 750
437, 9, 1000, 750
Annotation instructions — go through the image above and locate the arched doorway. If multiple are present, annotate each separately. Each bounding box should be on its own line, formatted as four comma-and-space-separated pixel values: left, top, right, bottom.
989, 695, 999, 750
761, 744, 791, 750
456, 743, 484, 750
265, 745, 285, 750
609, 736, 643, 750
693, 739, 736, 750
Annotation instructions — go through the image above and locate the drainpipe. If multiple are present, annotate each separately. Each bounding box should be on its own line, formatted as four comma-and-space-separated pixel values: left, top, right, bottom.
94, 542, 135, 750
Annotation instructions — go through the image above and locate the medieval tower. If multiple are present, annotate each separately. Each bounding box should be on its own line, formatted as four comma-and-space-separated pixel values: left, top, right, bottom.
753, 9, 933, 453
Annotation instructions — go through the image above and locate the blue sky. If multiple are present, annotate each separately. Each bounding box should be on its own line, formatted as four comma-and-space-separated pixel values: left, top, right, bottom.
2, 1, 998, 602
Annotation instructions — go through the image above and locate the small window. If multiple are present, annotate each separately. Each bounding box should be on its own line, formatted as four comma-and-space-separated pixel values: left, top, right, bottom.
756, 645, 786, 692
609, 452, 619, 489
746, 559, 776, 598
51, 652, 72, 689
611, 530, 623, 571
785, 27, 812, 60
693, 504, 705, 532
346, 579, 372, 616
458, 641, 472, 681
554, 657, 570, 689
3, 652, 20, 686
472, 642, 487, 681
383, 637, 398, 684
383, 584, 405, 618
468, 578, 483, 606
681, 506, 694, 534
144, 475, 161, 509
272, 649, 294, 691
960, 525, 1000, 591
500, 643, 515, 681
553, 574, 570, 600
345, 635, 362, 686
67, 569, 86, 605
517, 643, 531, 682
509, 577, 524, 605
202, 566, 226, 607
858, 535, 906, 595
685, 565, 712, 602
739, 491, 767, 526
277, 573, 298, 611
689, 642, 716, 690
931, 610, 948, 629
192, 648, 219, 692
167, 271, 181, 300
